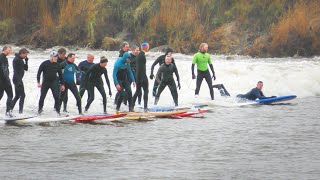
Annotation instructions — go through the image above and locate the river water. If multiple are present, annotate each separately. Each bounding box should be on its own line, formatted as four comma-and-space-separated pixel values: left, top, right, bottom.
0, 47, 320, 179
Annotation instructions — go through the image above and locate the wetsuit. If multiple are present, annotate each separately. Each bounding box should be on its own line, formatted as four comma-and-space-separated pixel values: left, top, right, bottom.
113, 52, 135, 111
59, 61, 82, 114
150, 53, 175, 96
78, 60, 95, 97
236, 88, 272, 101
129, 53, 142, 105
57, 57, 68, 111
192, 51, 215, 100
212, 84, 230, 96
155, 63, 180, 106
118, 49, 126, 57
11, 53, 28, 113
37, 60, 64, 114
0, 53, 13, 114
132, 51, 149, 110
83, 63, 111, 113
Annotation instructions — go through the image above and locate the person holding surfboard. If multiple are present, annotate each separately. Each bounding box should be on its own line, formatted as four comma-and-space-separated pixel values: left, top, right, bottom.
191, 43, 216, 100
132, 42, 150, 112
83, 56, 112, 114
0, 45, 13, 117
59, 53, 83, 115
113, 52, 136, 112
237, 81, 276, 100
154, 55, 181, 106
150, 48, 176, 97
11, 48, 29, 114
37, 51, 65, 115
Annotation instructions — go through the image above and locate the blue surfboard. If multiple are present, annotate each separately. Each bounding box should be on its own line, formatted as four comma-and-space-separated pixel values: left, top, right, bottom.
255, 95, 297, 104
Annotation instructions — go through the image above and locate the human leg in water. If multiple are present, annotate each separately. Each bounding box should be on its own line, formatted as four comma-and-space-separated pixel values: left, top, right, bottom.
212, 84, 230, 96
11, 82, 26, 114
168, 80, 178, 106
96, 83, 107, 113
154, 81, 167, 105
152, 80, 159, 97
203, 70, 214, 100
69, 83, 82, 114
84, 84, 95, 112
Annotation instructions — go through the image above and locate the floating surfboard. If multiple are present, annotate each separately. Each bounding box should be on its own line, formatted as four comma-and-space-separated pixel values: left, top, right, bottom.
73, 113, 126, 121
146, 105, 207, 112
255, 95, 297, 104
124, 110, 187, 117
0, 115, 37, 121
173, 109, 209, 117
14, 115, 79, 123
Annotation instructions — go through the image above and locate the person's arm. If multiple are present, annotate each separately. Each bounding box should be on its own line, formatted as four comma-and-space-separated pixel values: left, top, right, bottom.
209, 64, 216, 80
57, 66, 64, 85
128, 65, 135, 83
155, 66, 162, 84
174, 65, 181, 90
104, 68, 112, 96
191, 54, 197, 79
37, 62, 44, 83
150, 57, 161, 79
24, 57, 28, 71
252, 89, 267, 99
112, 65, 119, 86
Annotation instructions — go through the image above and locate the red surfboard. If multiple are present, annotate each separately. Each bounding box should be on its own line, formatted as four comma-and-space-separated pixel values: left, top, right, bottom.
73, 113, 126, 121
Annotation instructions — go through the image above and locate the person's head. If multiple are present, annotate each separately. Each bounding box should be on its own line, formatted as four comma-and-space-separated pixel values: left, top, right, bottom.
141, 42, 149, 52
165, 47, 174, 56
19, 48, 29, 59
58, 48, 67, 59
100, 56, 108, 67
2, 45, 12, 56
67, 53, 76, 63
165, 55, 172, 65
131, 45, 139, 56
257, 81, 263, 90
199, 43, 208, 53
49, 51, 59, 62
87, 54, 94, 63
121, 41, 130, 52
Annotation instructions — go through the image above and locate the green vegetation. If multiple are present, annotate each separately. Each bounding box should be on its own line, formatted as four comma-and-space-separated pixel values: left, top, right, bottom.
0, 0, 319, 57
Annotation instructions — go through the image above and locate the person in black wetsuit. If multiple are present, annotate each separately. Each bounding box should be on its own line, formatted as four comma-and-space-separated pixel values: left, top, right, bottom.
132, 42, 150, 111
83, 56, 112, 113
154, 55, 181, 106
113, 52, 136, 112
59, 53, 82, 114
11, 48, 29, 114
57, 48, 69, 112
78, 54, 95, 97
0, 45, 13, 117
118, 41, 130, 57
37, 51, 65, 115
150, 48, 175, 96
237, 81, 276, 101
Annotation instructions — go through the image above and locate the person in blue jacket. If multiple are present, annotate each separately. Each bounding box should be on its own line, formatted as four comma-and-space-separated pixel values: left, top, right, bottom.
113, 52, 136, 112
237, 81, 275, 100
59, 53, 82, 114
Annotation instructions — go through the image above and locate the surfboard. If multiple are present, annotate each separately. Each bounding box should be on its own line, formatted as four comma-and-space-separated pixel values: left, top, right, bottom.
124, 110, 187, 117
73, 113, 127, 121
255, 95, 297, 104
146, 105, 207, 112
173, 109, 209, 117
0, 115, 37, 121
14, 115, 79, 123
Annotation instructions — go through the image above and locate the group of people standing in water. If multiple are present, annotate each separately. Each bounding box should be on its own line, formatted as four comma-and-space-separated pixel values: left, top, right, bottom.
0, 42, 274, 117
